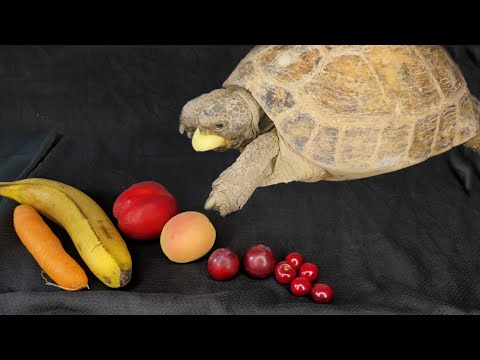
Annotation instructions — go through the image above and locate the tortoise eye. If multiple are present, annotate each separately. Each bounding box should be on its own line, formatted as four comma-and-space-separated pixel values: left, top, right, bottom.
216, 123, 224, 129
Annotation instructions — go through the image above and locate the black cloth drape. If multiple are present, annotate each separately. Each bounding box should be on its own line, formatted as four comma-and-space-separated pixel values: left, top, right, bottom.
0, 45, 479, 314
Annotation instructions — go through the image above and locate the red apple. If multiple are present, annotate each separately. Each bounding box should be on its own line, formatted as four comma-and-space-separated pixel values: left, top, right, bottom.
113, 181, 178, 240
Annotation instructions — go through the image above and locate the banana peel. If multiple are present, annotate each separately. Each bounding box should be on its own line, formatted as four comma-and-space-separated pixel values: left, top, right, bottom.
0, 178, 132, 288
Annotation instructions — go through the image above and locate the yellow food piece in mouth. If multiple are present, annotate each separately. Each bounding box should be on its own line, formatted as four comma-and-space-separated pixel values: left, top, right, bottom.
192, 128, 226, 152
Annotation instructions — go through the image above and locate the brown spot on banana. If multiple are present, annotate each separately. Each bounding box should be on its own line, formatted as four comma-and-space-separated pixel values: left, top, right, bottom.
120, 270, 132, 287
99, 224, 113, 239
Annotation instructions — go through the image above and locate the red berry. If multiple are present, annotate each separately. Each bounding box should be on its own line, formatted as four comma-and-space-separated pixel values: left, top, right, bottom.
299, 263, 319, 282
285, 252, 304, 270
311, 283, 334, 303
274, 261, 297, 284
243, 245, 276, 279
290, 277, 312, 296
208, 248, 240, 281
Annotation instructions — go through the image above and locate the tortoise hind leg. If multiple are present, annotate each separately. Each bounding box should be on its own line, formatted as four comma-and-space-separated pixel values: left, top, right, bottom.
464, 133, 480, 153
464, 98, 480, 152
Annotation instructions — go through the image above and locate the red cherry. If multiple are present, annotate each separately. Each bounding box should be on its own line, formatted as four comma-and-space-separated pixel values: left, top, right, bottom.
299, 263, 319, 282
311, 283, 334, 303
274, 261, 297, 284
290, 277, 312, 296
285, 252, 304, 270
208, 248, 240, 281
243, 245, 276, 279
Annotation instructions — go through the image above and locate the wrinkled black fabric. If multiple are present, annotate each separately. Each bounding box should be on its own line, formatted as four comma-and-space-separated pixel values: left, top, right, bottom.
0, 130, 60, 181
0, 45, 479, 315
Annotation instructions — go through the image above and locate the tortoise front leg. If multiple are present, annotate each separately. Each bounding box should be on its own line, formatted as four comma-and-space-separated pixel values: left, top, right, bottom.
205, 130, 279, 216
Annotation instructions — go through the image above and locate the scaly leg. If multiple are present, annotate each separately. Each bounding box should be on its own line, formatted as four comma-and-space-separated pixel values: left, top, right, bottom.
205, 130, 279, 216
204, 129, 328, 216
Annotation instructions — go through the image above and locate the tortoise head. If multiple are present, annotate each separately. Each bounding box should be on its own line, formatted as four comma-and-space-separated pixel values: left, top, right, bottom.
180, 88, 264, 152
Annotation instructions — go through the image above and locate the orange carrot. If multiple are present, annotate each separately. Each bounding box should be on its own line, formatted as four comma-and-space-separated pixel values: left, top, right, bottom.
13, 204, 88, 291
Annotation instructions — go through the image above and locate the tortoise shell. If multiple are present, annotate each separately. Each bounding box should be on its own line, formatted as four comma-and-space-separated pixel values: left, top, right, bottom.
224, 45, 480, 180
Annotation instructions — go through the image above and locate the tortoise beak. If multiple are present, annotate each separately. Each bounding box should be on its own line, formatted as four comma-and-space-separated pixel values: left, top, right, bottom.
192, 128, 226, 152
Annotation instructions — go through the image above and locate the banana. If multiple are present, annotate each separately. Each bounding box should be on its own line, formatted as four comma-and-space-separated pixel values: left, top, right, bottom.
0, 178, 132, 288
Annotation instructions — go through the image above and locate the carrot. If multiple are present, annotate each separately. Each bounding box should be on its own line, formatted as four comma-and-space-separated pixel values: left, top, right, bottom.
13, 204, 88, 291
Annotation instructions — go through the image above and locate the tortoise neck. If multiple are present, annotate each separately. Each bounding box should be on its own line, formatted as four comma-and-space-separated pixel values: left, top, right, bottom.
233, 88, 262, 135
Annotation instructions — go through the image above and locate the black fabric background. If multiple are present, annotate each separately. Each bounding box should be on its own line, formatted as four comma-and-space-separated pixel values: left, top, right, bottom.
0, 45, 479, 315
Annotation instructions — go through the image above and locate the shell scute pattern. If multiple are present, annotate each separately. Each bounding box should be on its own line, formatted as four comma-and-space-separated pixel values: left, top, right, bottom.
224, 45, 479, 178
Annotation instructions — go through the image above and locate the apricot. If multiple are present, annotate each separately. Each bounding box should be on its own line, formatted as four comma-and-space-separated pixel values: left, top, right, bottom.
160, 211, 216, 263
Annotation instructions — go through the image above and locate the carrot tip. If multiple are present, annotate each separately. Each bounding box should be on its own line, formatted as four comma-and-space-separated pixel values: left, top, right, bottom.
41, 271, 88, 292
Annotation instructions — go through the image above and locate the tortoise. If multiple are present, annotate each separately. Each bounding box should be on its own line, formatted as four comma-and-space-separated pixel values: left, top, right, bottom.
179, 45, 480, 216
